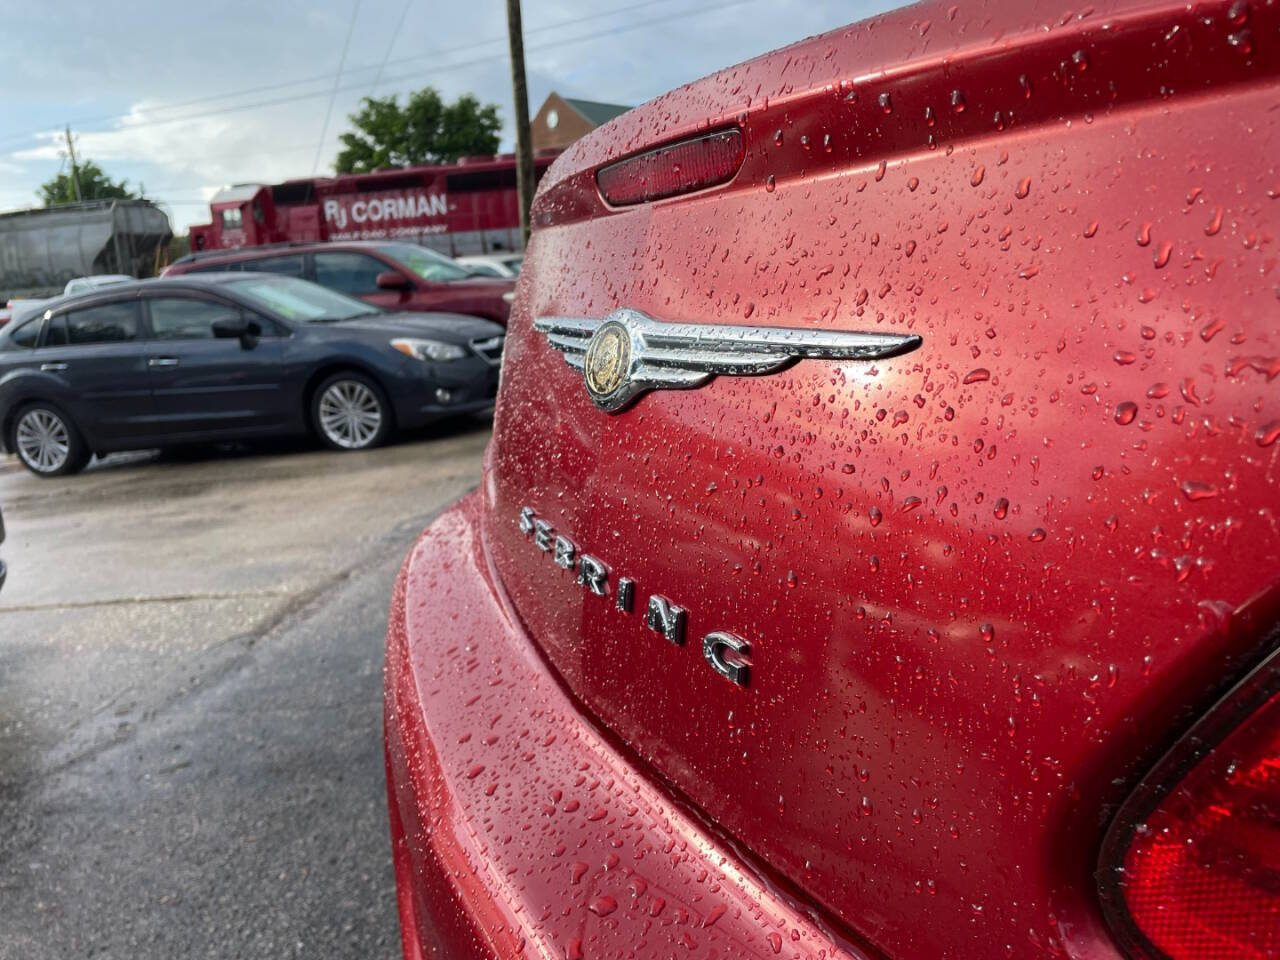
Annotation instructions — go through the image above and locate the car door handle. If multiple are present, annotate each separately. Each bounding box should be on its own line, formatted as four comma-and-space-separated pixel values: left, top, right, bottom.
148, 357, 180, 367
40, 362, 68, 372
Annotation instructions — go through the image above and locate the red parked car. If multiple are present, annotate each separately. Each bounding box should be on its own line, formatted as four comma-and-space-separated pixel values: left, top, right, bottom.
384, 1, 1280, 958
163, 240, 514, 325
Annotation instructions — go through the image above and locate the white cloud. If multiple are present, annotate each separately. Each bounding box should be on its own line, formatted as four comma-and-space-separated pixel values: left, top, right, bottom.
8, 98, 337, 230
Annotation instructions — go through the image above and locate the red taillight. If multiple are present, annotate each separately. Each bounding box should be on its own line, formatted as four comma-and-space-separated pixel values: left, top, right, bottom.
596, 128, 744, 207
1100, 648, 1280, 959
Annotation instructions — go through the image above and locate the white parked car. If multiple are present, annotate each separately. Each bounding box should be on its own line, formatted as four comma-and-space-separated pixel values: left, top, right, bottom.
456, 253, 523, 279
63, 274, 134, 295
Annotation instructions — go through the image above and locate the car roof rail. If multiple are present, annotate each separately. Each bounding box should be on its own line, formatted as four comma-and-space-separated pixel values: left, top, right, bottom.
171, 240, 316, 266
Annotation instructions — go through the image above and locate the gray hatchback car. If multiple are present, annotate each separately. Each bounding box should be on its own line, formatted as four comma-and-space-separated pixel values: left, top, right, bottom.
0, 274, 503, 476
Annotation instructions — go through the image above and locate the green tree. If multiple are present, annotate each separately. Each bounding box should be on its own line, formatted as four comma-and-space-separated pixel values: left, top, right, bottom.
334, 88, 502, 173
39, 159, 138, 206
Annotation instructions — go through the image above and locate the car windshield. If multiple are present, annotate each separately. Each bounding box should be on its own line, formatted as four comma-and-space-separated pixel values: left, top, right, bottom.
377, 243, 474, 283
229, 275, 379, 322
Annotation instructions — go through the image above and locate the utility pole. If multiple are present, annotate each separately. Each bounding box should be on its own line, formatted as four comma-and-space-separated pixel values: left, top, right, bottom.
505, 0, 535, 248
64, 125, 83, 203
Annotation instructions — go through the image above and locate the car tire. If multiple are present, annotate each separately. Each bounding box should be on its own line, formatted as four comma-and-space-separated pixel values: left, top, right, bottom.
10, 402, 91, 477
311, 371, 393, 451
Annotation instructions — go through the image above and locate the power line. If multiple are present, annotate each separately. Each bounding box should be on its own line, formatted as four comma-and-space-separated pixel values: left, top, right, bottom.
312, 0, 363, 176
368, 0, 415, 97
38, 0, 757, 219
0, 0, 694, 149
6, 0, 753, 150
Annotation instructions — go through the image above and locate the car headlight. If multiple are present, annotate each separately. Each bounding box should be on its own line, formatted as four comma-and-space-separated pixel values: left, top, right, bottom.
502, 291, 515, 304
391, 337, 467, 362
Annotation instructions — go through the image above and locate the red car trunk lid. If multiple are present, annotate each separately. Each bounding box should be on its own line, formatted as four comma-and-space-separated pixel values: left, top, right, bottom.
484, 1, 1280, 954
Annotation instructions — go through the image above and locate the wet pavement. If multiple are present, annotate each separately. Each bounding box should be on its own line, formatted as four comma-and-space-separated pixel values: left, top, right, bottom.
0, 422, 491, 958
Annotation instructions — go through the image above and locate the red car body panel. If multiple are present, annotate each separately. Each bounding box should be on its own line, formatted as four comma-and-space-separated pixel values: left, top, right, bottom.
386, 0, 1280, 956
385, 492, 877, 958
163, 243, 514, 326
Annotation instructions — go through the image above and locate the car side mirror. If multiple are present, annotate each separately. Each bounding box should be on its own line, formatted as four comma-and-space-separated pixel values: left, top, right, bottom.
376, 271, 411, 291
212, 317, 249, 338
212, 317, 259, 348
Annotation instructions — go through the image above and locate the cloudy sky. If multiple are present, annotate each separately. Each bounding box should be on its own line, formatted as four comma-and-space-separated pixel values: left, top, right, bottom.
0, 0, 899, 232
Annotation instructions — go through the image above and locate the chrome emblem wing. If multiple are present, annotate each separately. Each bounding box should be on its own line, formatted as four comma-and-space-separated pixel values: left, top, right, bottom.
533, 307, 922, 412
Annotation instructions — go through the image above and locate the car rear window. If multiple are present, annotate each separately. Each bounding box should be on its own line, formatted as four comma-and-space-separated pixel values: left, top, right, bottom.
7, 318, 41, 349
56, 302, 140, 344
188, 261, 242, 274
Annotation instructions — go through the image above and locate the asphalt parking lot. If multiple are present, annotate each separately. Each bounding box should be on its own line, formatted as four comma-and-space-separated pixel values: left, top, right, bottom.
0, 421, 491, 959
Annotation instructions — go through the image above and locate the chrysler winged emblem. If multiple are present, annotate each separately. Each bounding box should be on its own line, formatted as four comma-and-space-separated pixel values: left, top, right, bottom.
534, 308, 922, 412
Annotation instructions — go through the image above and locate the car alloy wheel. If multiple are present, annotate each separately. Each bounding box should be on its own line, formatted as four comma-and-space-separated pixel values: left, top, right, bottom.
317, 379, 384, 449
15, 408, 71, 474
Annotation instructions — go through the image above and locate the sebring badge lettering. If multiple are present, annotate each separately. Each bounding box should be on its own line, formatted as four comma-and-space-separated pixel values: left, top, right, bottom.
517, 506, 751, 687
